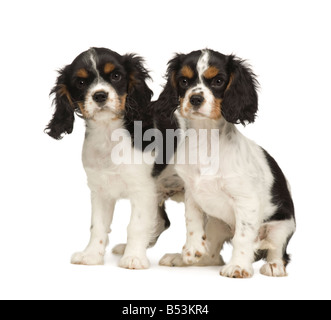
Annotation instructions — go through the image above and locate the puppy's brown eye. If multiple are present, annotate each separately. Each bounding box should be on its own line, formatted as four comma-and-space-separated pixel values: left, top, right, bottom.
211, 77, 224, 88
111, 72, 122, 82
76, 79, 86, 89
179, 78, 189, 88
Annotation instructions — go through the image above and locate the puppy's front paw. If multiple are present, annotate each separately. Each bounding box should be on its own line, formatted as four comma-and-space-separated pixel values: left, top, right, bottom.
119, 255, 150, 270
220, 264, 253, 279
260, 262, 287, 277
71, 251, 104, 266
182, 237, 208, 265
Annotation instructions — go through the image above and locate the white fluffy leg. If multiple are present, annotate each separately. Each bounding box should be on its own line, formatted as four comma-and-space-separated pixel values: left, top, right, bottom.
71, 193, 115, 266
258, 220, 295, 277
182, 190, 208, 264
119, 191, 157, 270
220, 197, 260, 278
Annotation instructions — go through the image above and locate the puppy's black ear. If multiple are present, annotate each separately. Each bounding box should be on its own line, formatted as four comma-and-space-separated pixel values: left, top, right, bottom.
151, 54, 183, 177
123, 54, 153, 118
122, 55, 154, 152
153, 54, 183, 120
222, 55, 259, 125
45, 66, 75, 140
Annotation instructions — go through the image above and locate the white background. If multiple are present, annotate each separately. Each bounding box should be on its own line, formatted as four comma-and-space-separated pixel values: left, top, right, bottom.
0, 0, 330, 300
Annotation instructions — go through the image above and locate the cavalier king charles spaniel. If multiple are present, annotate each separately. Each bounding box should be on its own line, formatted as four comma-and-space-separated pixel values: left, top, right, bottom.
157, 49, 296, 278
45, 48, 184, 269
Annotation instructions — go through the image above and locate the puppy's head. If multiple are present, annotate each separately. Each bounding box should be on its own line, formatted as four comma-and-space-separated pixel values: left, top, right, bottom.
156, 49, 258, 125
45, 47, 152, 139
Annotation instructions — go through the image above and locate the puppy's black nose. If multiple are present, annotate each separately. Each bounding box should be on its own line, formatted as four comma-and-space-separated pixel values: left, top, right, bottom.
93, 91, 108, 103
190, 95, 205, 108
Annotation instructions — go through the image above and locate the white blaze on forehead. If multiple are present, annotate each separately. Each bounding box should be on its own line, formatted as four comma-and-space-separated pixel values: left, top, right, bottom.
197, 50, 210, 81
82, 50, 121, 118
89, 50, 100, 79
88, 51, 111, 100
182, 50, 214, 118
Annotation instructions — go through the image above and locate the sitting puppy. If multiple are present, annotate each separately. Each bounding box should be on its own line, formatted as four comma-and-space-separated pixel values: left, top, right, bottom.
45, 48, 183, 269
158, 49, 296, 278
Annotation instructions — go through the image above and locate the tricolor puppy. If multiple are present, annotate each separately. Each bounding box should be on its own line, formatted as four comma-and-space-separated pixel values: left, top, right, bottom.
158, 49, 296, 278
45, 48, 182, 269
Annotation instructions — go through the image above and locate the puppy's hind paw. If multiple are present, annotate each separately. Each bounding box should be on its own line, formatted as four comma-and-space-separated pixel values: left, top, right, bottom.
260, 262, 287, 277
159, 253, 186, 267
112, 243, 126, 256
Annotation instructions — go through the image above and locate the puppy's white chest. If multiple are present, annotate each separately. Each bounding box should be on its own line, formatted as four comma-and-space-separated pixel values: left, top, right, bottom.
176, 161, 235, 226
82, 121, 133, 198
83, 134, 117, 170
177, 163, 222, 195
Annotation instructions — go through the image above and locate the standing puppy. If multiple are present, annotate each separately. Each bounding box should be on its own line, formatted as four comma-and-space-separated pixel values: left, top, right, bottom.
157, 49, 295, 278
45, 48, 174, 269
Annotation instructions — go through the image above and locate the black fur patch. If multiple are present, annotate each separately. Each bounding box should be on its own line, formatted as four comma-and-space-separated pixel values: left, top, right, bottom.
221, 54, 259, 125
262, 148, 295, 222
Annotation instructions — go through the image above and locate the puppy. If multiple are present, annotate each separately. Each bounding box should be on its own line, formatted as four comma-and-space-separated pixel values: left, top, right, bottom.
45, 47, 183, 269
157, 49, 296, 278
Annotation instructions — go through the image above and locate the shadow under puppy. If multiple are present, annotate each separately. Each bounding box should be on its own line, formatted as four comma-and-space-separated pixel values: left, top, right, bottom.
157, 49, 296, 278
45, 47, 183, 269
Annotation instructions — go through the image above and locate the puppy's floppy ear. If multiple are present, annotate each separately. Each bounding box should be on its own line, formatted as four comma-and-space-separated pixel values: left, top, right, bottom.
123, 54, 153, 115
152, 54, 183, 120
222, 55, 259, 125
122, 54, 154, 153
151, 54, 183, 177
45, 66, 75, 140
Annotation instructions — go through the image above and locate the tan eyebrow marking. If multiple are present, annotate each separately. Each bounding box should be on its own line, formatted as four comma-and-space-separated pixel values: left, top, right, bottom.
180, 65, 194, 79
104, 63, 115, 74
76, 68, 89, 78
203, 66, 220, 79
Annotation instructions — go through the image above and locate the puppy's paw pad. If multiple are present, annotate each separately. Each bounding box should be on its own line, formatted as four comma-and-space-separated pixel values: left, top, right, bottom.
119, 256, 150, 270
71, 251, 104, 265
220, 264, 253, 278
260, 262, 287, 277
112, 243, 126, 256
159, 253, 186, 267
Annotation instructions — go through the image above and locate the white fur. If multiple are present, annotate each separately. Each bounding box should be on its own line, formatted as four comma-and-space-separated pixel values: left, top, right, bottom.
71, 75, 185, 269
89, 52, 99, 78
71, 113, 159, 269
159, 50, 296, 277
171, 113, 295, 278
